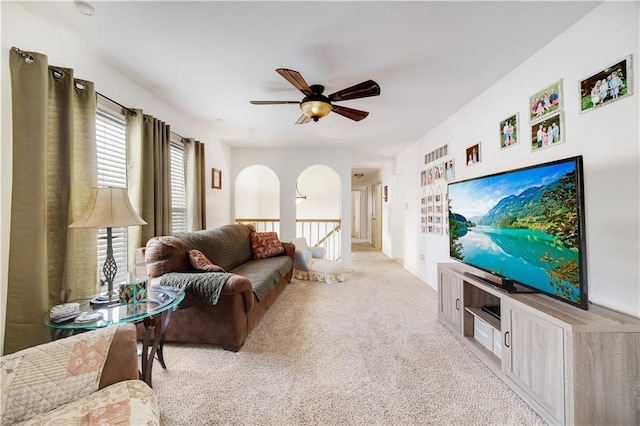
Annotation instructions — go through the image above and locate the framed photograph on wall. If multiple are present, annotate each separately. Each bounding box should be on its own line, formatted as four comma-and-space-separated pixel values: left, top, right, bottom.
465, 143, 481, 166
530, 112, 564, 151
499, 113, 519, 149
444, 159, 455, 181
529, 79, 562, 122
212, 168, 222, 189
579, 55, 633, 113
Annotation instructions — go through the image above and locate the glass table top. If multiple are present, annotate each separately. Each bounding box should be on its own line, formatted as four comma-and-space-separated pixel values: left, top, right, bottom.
45, 286, 185, 330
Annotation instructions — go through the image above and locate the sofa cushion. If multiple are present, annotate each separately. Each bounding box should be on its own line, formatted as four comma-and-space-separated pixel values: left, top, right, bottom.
250, 232, 285, 260
231, 255, 293, 301
145, 236, 190, 278
176, 224, 253, 272
188, 249, 225, 272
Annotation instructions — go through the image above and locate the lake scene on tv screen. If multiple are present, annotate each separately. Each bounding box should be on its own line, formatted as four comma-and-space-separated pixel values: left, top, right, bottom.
448, 159, 582, 304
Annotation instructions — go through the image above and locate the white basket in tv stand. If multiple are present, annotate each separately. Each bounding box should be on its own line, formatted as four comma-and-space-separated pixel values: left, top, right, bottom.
437, 262, 640, 426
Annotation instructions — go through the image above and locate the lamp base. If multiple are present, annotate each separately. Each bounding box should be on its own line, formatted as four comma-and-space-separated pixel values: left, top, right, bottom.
89, 290, 118, 306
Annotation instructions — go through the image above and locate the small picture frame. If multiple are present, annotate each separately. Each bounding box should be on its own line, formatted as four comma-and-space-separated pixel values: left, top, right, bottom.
499, 113, 519, 149
529, 79, 562, 123
212, 168, 222, 189
530, 112, 564, 152
579, 55, 633, 113
420, 170, 427, 187
444, 159, 455, 181
466, 143, 481, 166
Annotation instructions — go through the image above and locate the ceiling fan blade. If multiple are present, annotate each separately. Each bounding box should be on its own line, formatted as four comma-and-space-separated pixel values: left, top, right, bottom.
276, 68, 313, 96
250, 100, 300, 105
328, 80, 380, 102
331, 105, 370, 122
295, 114, 313, 125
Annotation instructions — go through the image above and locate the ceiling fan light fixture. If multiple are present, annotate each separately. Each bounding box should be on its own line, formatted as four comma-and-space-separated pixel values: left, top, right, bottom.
300, 100, 332, 122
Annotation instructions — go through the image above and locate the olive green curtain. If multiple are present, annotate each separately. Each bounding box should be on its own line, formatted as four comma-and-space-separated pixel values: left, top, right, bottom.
185, 138, 206, 231
126, 110, 172, 266
6, 48, 97, 354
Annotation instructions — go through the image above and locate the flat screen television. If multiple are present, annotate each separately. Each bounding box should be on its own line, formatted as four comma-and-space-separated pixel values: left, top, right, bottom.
448, 155, 588, 310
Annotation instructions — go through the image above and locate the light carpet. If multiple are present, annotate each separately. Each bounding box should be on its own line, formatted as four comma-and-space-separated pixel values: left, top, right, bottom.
152, 241, 545, 425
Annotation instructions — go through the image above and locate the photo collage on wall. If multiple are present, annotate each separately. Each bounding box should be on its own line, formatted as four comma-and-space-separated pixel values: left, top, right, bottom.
528, 79, 564, 152
421, 144, 450, 235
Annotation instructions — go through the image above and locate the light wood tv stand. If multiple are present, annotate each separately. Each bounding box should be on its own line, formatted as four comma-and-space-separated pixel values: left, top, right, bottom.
437, 262, 639, 425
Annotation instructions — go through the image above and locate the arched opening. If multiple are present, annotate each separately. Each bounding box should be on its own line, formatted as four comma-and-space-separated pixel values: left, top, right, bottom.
296, 165, 341, 260
234, 165, 280, 234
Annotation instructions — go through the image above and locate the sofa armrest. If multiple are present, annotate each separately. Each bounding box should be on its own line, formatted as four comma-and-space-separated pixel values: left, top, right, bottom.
293, 249, 312, 271
282, 242, 295, 261
221, 274, 255, 312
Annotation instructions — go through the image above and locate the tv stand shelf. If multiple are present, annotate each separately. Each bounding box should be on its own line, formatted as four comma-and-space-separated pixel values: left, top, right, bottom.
466, 306, 500, 330
437, 262, 640, 426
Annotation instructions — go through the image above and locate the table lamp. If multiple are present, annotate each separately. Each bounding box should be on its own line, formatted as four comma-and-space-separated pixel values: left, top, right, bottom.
69, 187, 147, 304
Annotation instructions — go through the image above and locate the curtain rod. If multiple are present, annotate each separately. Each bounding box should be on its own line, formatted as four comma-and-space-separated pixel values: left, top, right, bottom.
96, 92, 187, 141
97, 91, 137, 116
13, 47, 190, 142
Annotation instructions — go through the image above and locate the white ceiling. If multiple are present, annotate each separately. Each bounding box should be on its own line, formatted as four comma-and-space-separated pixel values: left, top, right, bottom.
18, 1, 600, 170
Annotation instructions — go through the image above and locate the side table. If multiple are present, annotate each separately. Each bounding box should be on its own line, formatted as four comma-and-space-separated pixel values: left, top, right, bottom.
44, 286, 184, 387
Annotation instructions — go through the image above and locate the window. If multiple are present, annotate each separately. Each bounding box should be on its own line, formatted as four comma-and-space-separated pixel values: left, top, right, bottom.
94, 99, 189, 286
170, 137, 187, 233
96, 100, 128, 286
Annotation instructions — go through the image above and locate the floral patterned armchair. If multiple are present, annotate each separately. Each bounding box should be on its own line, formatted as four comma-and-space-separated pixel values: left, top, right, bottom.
0, 323, 160, 425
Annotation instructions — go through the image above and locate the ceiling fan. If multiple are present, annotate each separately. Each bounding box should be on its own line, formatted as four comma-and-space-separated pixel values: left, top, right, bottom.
250, 68, 380, 124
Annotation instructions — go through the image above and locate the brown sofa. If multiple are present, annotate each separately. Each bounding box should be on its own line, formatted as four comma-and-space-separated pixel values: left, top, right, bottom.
0, 324, 160, 425
136, 224, 294, 351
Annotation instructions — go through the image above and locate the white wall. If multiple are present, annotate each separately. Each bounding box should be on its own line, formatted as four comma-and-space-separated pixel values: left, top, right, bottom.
232, 148, 352, 269
381, 162, 405, 260
382, 2, 640, 318
235, 165, 280, 219
0, 1, 232, 354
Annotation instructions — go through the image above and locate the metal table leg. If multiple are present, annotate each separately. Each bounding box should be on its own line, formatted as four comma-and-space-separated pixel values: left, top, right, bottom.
140, 313, 163, 387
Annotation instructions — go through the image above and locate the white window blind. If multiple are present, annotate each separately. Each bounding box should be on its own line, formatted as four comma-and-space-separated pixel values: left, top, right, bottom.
96, 103, 128, 286
170, 137, 187, 233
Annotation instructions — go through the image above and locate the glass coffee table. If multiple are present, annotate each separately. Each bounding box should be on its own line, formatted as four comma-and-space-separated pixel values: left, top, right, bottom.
44, 286, 184, 387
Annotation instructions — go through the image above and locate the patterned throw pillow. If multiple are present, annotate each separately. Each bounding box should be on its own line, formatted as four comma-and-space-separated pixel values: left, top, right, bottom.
188, 249, 225, 272
250, 232, 285, 260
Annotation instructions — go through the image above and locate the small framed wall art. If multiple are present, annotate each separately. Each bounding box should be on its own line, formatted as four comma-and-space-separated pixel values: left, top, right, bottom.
530, 112, 564, 152
529, 79, 562, 122
579, 55, 632, 113
212, 168, 222, 189
466, 143, 481, 166
499, 113, 519, 149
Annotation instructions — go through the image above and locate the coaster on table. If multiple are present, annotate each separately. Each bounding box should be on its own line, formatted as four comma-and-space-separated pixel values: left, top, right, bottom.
74, 312, 103, 324
50, 302, 80, 320
51, 312, 82, 324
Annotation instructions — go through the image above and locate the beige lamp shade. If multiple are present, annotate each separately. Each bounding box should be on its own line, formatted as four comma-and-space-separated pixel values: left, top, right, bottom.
69, 187, 147, 228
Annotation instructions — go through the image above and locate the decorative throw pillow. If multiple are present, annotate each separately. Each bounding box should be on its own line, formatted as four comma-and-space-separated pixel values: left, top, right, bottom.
250, 232, 285, 260
144, 236, 190, 278
188, 249, 225, 272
